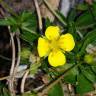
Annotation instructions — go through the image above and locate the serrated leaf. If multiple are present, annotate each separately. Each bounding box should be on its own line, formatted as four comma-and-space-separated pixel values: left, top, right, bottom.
20, 12, 37, 31
91, 66, 96, 74
57, 64, 78, 84
20, 28, 38, 44
48, 83, 64, 96
76, 74, 94, 94
67, 22, 78, 41
78, 29, 96, 56
0, 19, 12, 26
80, 66, 96, 83
20, 11, 33, 22
0, 17, 17, 26
30, 62, 41, 75
63, 64, 78, 84
67, 9, 77, 21
76, 10, 96, 29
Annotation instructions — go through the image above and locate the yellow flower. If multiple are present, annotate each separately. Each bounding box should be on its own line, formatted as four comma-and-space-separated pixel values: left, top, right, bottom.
37, 26, 75, 67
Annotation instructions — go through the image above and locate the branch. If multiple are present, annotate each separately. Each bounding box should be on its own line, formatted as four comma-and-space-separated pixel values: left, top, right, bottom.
43, 0, 67, 26
33, 0, 43, 34
9, 32, 16, 96
21, 70, 29, 93
0, 76, 10, 81
12, 35, 21, 81
37, 62, 81, 96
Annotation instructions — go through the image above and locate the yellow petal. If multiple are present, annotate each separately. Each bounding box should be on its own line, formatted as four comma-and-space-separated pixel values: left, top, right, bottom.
37, 37, 50, 57
45, 26, 60, 40
48, 50, 66, 67
58, 33, 75, 52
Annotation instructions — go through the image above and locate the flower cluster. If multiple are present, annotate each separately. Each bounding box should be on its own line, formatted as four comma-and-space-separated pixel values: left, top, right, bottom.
37, 26, 75, 67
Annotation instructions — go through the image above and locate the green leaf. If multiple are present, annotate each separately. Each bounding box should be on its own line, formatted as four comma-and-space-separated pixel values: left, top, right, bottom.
92, 2, 96, 11
20, 11, 33, 22
57, 64, 78, 84
30, 62, 41, 75
56, 10, 67, 26
67, 9, 77, 22
21, 30, 38, 44
91, 66, 96, 74
80, 66, 96, 83
2, 88, 10, 96
64, 73, 77, 84
45, 18, 52, 28
67, 22, 79, 41
48, 83, 64, 96
78, 29, 96, 56
0, 17, 17, 26
76, 10, 96, 29
20, 12, 37, 31
76, 74, 94, 94
63, 64, 78, 84
0, 19, 12, 26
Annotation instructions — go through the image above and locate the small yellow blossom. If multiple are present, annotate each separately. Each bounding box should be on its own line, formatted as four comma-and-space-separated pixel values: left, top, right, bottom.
37, 26, 75, 67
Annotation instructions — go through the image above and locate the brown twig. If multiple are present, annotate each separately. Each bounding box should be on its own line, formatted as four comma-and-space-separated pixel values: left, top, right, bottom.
33, 0, 43, 32
43, 0, 67, 26
0, 76, 10, 81
21, 69, 29, 93
12, 34, 21, 83
9, 32, 16, 96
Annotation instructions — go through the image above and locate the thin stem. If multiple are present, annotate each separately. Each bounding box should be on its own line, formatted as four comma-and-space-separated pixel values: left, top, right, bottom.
33, 0, 43, 33
0, 54, 11, 61
77, 23, 96, 30
20, 58, 43, 93
21, 70, 29, 93
9, 32, 16, 96
10, 35, 21, 94
12, 36, 21, 77
0, 76, 10, 81
76, 30, 83, 39
22, 26, 38, 36
9, 33, 16, 78
43, 0, 67, 26
37, 62, 81, 96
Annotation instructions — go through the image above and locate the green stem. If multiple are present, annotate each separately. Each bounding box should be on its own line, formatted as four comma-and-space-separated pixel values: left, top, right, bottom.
37, 62, 82, 96
77, 23, 96, 30
43, 0, 67, 26
22, 27, 39, 36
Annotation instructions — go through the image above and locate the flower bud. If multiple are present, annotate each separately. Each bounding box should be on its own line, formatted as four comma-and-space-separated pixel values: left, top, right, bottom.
84, 54, 94, 64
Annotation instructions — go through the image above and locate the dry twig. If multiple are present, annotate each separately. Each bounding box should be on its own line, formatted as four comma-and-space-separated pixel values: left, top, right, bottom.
9, 32, 16, 96
43, 0, 67, 26
21, 70, 29, 93
11, 34, 21, 85
33, 0, 43, 33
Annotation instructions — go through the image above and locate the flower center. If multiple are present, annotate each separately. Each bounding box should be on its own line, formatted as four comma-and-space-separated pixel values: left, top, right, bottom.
49, 40, 59, 51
